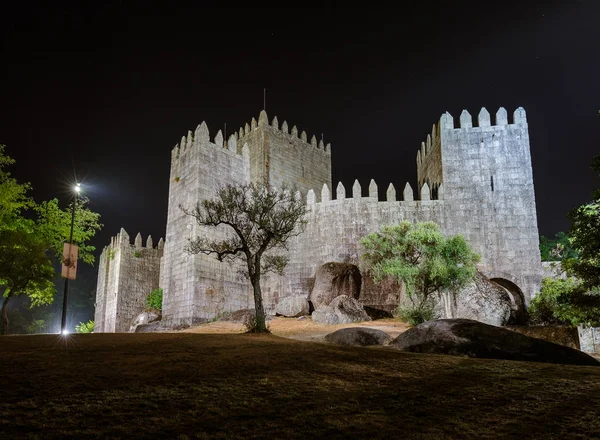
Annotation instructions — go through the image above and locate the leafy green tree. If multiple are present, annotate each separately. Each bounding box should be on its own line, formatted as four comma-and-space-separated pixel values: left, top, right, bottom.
0, 144, 34, 229
35, 198, 102, 266
183, 183, 308, 333
566, 154, 600, 290
529, 277, 600, 326
539, 232, 578, 262
0, 228, 56, 334
361, 221, 480, 324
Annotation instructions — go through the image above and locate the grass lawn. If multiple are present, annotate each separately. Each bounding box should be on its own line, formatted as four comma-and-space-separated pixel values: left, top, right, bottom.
1, 331, 600, 439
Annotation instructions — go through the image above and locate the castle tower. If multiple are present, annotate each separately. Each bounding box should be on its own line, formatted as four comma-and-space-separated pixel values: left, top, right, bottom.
159, 112, 332, 327
94, 229, 163, 332
238, 110, 332, 194
418, 107, 541, 316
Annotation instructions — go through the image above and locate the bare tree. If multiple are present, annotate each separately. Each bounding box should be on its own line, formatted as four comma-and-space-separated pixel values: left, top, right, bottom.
182, 183, 308, 332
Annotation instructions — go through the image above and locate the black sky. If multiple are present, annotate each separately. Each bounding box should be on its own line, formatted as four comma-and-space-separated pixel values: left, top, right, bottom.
1, 1, 599, 273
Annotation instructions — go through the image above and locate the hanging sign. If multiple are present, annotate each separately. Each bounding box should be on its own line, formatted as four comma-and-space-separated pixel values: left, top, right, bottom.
61, 243, 79, 280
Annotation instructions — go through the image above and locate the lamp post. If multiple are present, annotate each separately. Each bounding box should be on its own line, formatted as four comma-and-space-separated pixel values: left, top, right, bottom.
60, 183, 81, 335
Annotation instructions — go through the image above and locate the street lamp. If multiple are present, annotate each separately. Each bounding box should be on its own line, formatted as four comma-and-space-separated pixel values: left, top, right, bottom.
60, 183, 81, 335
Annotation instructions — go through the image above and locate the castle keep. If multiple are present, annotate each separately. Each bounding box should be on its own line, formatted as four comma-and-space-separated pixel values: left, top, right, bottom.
94, 107, 542, 332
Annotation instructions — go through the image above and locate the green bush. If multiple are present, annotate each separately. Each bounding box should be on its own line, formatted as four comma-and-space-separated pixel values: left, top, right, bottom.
361, 221, 479, 323
146, 288, 163, 311
397, 304, 436, 326
75, 320, 94, 333
529, 277, 600, 327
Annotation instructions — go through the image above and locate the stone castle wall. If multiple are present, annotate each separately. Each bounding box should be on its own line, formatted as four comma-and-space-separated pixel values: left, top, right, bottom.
94, 229, 163, 332
417, 122, 443, 192
94, 106, 543, 330
261, 180, 442, 311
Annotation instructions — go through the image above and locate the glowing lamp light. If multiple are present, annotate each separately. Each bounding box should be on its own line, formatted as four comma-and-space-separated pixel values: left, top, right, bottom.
61, 329, 69, 336
74, 183, 81, 193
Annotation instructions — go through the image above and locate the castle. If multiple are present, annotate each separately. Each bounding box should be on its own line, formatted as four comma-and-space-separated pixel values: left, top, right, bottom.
94, 107, 542, 332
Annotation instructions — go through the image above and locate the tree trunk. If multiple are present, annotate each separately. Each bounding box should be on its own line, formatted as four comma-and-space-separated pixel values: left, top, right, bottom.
0, 292, 12, 335
250, 275, 268, 333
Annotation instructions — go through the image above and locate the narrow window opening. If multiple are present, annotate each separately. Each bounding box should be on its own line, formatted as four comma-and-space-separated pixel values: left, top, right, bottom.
490, 175, 494, 192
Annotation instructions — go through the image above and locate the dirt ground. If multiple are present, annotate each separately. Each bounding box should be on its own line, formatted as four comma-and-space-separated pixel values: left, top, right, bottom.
182, 316, 411, 341
3, 330, 600, 439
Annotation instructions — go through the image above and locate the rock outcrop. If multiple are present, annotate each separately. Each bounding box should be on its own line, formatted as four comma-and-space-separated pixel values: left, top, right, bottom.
309, 262, 361, 310
130, 310, 161, 332
389, 319, 600, 366
436, 272, 513, 326
311, 295, 372, 325
324, 327, 392, 346
275, 296, 309, 317
134, 321, 163, 333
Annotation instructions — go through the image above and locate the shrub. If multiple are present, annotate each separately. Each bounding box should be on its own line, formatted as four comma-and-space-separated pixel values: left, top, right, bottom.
397, 303, 436, 326
146, 288, 163, 311
75, 320, 94, 333
361, 221, 479, 325
529, 277, 600, 327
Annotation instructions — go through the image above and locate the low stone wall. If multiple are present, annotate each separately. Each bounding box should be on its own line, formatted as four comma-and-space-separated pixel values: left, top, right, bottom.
505, 325, 580, 350
578, 327, 600, 353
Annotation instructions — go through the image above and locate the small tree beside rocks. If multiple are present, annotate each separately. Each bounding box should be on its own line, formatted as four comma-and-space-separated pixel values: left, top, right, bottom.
360, 221, 480, 325
183, 183, 308, 333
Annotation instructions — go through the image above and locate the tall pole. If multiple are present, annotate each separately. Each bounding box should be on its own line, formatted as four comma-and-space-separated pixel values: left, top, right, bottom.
60, 191, 78, 334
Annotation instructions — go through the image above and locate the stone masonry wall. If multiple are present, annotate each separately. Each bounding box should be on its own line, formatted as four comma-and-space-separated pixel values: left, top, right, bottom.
417, 122, 443, 192
93, 245, 108, 331
94, 229, 163, 332
160, 122, 253, 327
436, 107, 541, 303
261, 179, 441, 311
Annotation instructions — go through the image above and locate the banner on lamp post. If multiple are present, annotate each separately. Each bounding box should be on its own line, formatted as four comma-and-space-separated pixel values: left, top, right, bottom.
61, 243, 78, 280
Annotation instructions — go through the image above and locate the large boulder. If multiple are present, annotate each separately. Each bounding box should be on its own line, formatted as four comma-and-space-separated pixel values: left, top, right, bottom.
325, 327, 392, 346
130, 310, 161, 332
389, 319, 600, 366
436, 272, 513, 326
311, 295, 372, 325
275, 296, 309, 317
309, 262, 362, 310
134, 321, 163, 333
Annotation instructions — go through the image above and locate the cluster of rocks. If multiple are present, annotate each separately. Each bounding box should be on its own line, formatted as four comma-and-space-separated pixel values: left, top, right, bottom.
323, 319, 600, 367
275, 262, 373, 325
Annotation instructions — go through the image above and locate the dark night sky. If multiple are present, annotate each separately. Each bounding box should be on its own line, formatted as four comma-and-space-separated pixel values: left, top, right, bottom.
1, 1, 599, 279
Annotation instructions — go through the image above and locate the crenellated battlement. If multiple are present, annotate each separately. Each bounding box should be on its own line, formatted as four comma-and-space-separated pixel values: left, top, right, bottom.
303, 179, 442, 206
104, 228, 164, 256
439, 106, 527, 131
417, 107, 527, 166
235, 110, 331, 155
170, 121, 250, 162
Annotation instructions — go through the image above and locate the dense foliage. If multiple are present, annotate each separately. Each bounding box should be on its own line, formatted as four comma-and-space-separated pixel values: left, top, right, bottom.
361, 221, 480, 324
0, 144, 102, 334
75, 320, 94, 333
529, 277, 600, 327
563, 154, 600, 290
183, 183, 308, 333
146, 288, 163, 311
539, 231, 578, 262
